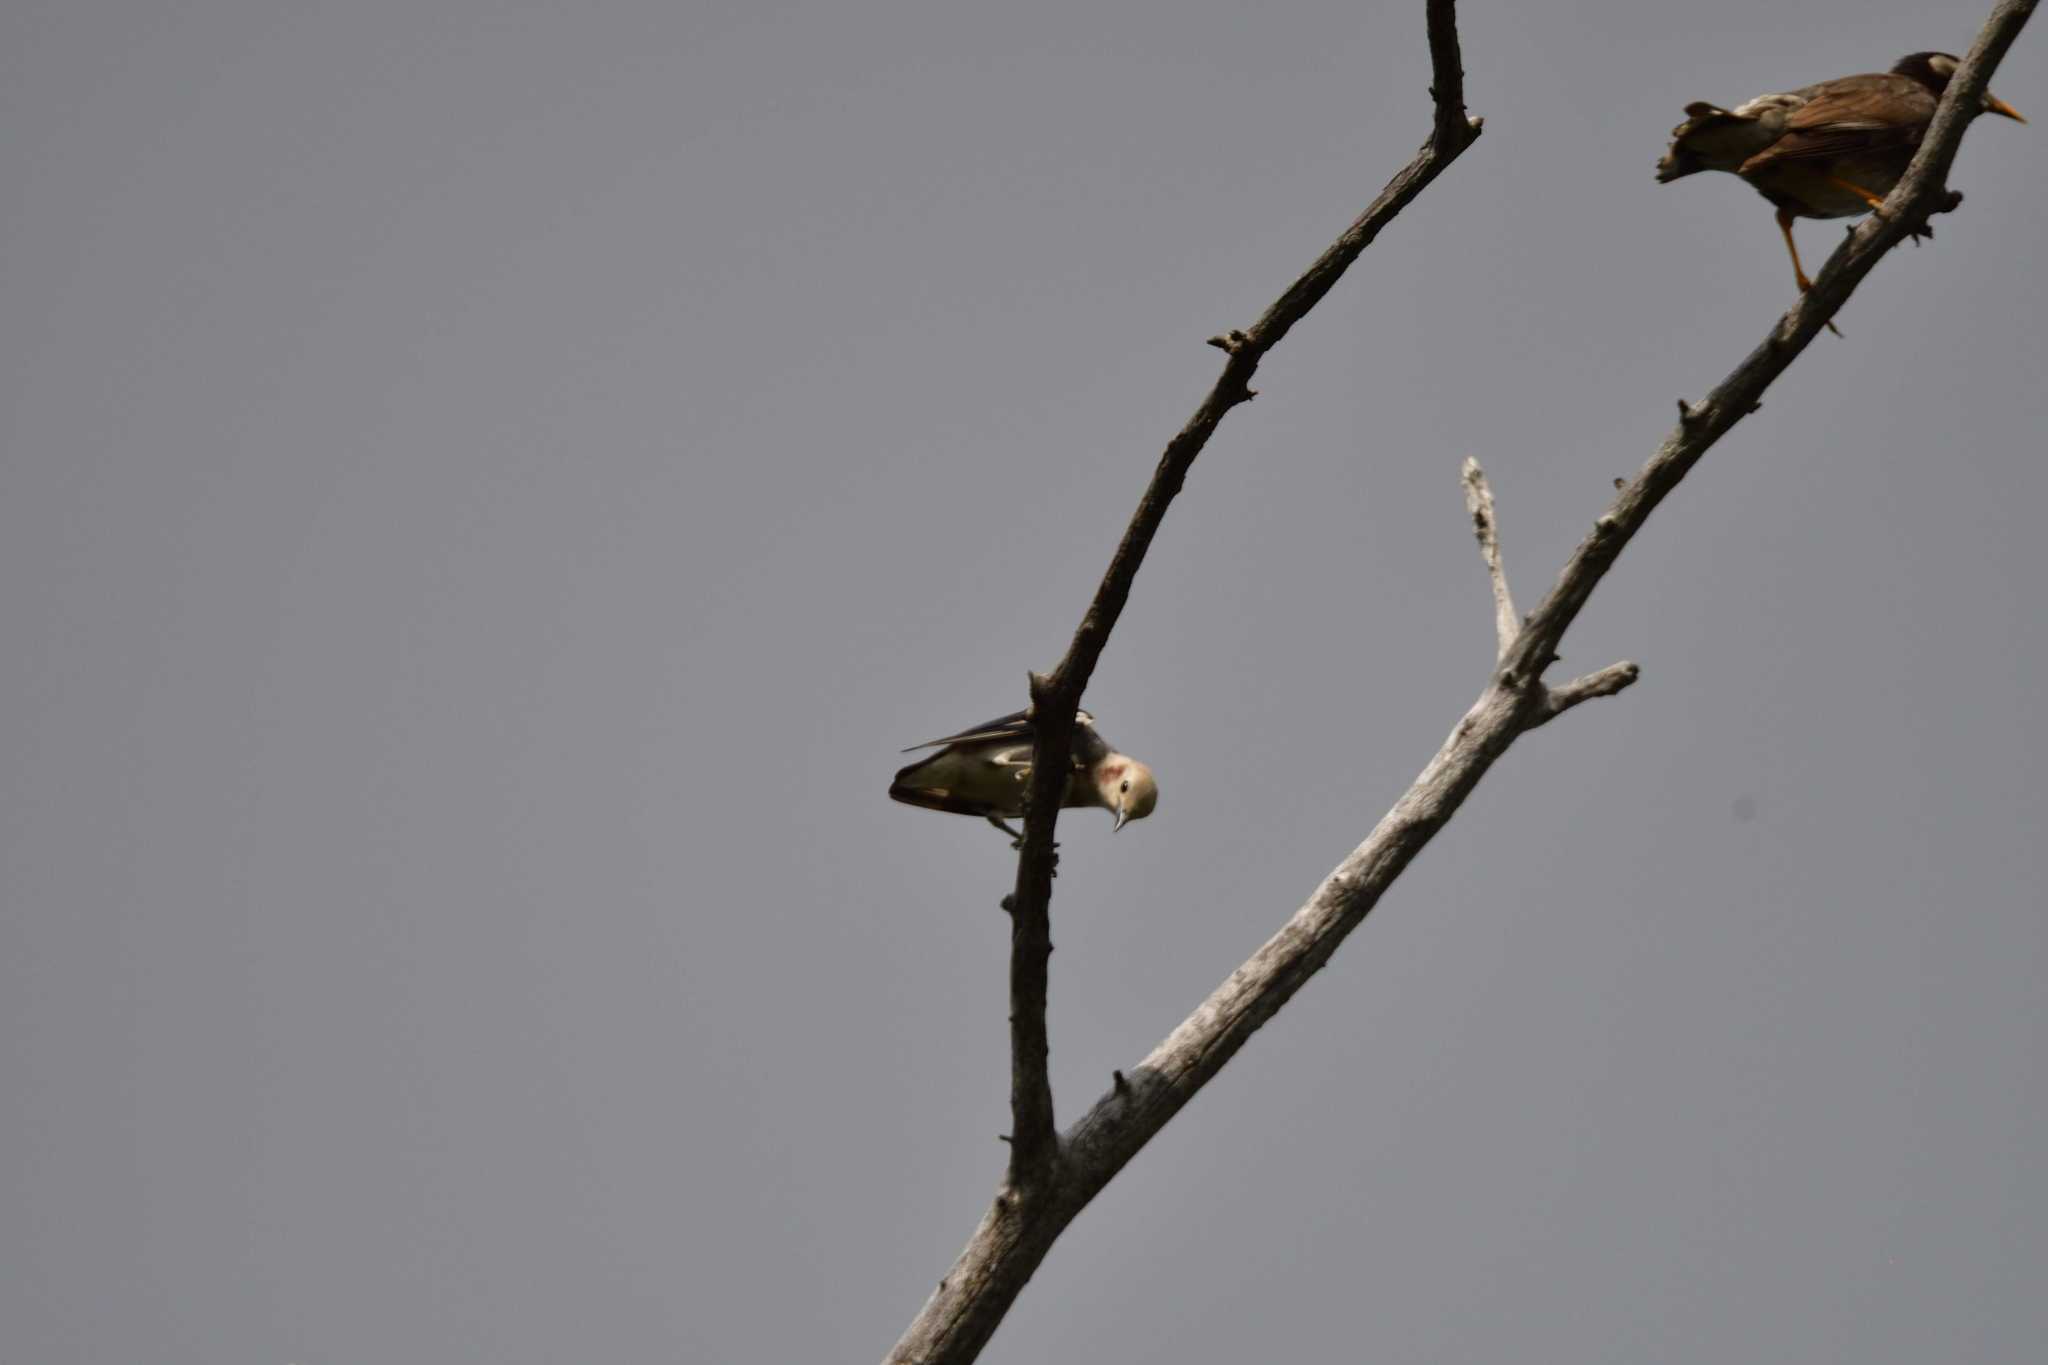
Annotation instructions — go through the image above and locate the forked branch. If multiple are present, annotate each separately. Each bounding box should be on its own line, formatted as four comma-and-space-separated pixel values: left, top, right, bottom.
1457, 458, 1637, 720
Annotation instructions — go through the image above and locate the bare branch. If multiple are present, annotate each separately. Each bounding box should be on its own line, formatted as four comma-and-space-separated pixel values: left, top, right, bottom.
1460, 457, 1518, 659
1534, 662, 1643, 727
1425, 0, 1473, 146
1000, 0, 1485, 1185
894, 5, 1484, 1362
890, 4, 2034, 1362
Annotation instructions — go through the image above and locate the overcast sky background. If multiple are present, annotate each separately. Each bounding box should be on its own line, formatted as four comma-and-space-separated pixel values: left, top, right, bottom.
3, 2, 2044, 1361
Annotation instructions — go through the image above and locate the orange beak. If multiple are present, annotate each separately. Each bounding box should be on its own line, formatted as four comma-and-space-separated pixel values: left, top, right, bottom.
1985, 93, 2027, 123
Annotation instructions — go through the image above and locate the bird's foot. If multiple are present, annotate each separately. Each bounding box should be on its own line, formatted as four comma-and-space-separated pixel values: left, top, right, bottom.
1829, 175, 1888, 214
987, 815, 1060, 868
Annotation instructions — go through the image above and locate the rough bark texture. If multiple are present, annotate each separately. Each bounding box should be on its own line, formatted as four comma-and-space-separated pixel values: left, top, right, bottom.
885, 4, 2033, 1362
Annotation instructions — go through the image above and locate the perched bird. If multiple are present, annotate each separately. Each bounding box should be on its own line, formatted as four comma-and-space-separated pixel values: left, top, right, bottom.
889, 708, 1158, 843
1657, 52, 2025, 301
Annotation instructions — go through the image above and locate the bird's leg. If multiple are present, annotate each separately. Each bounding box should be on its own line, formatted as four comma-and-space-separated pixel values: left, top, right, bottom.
1776, 207, 1815, 292
987, 813, 1055, 871
1777, 208, 1843, 338
1827, 175, 1889, 214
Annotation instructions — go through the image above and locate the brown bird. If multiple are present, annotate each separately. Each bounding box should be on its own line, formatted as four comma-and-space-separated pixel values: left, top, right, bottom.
1657, 52, 2025, 305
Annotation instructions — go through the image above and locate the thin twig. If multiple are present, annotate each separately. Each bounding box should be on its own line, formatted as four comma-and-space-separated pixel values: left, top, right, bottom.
1460, 457, 1518, 659
888, 5, 2033, 1362
1001, 0, 1484, 1185
1534, 661, 1643, 727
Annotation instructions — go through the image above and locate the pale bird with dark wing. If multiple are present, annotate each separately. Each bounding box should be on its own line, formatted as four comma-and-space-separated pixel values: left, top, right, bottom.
889, 708, 1157, 844
1657, 52, 2025, 306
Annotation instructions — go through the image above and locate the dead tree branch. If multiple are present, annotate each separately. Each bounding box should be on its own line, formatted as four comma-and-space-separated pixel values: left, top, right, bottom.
1536, 660, 1644, 726
888, 3, 2032, 1362
1460, 457, 1519, 660
1002, 0, 1482, 1187
1457, 457, 1638, 721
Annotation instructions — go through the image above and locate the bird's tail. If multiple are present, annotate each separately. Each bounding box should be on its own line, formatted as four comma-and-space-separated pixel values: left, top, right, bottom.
1657, 102, 1747, 182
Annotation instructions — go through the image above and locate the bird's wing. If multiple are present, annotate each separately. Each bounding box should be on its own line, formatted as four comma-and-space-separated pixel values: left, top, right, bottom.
1656, 87, 1821, 182
1739, 74, 1934, 171
899, 710, 1030, 752
1659, 101, 1776, 179
899, 708, 1096, 753
888, 735, 1040, 816
880, 765, 1007, 818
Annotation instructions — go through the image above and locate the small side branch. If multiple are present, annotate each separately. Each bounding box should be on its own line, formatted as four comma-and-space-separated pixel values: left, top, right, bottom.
1533, 662, 1642, 728
1460, 460, 1633, 718
1460, 458, 1518, 660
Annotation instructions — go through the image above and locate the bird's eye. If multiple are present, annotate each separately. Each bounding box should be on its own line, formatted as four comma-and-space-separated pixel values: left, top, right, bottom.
1121, 780, 1130, 792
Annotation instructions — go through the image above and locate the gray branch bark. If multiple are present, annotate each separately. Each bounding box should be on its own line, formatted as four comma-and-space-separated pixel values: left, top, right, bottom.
886, 4, 2034, 1362
1460, 457, 1519, 660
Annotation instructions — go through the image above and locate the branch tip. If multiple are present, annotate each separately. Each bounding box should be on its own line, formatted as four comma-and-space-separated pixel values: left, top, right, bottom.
1460, 458, 1520, 658
1531, 661, 1643, 728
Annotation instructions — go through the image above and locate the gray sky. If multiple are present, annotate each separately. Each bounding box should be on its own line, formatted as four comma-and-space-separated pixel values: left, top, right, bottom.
3, 2, 2044, 1361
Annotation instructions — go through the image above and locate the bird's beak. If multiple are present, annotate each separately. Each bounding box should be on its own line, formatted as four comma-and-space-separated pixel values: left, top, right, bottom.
1985, 94, 2027, 123
1113, 802, 1128, 832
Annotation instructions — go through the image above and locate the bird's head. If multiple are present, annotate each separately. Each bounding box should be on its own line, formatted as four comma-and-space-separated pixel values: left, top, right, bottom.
1096, 758, 1158, 831
1895, 52, 2026, 121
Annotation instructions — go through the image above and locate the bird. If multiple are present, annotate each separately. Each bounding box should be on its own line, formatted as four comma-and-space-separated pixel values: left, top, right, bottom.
889, 708, 1157, 843
1656, 52, 2025, 305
